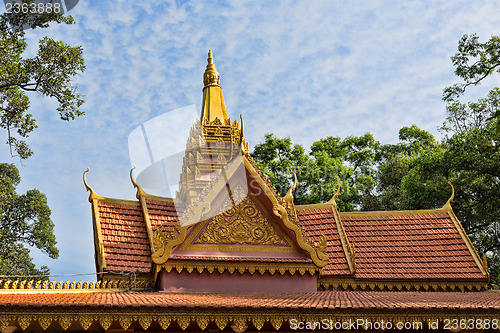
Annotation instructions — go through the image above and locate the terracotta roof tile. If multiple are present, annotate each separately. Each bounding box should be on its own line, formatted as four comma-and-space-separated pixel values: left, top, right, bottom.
340, 212, 487, 281
297, 208, 352, 277
0, 290, 499, 309
145, 198, 179, 229
97, 201, 152, 273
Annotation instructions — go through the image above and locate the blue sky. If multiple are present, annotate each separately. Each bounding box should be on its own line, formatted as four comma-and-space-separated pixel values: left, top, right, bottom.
1, 0, 499, 277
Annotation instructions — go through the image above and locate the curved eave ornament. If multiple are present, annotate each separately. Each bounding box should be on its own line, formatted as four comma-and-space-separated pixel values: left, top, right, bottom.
130, 166, 149, 199
324, 177, 341, 207
442, 182, 455, 210
246, 160, 329, 267
83, 168, 104, 202
282, 170, 297, 204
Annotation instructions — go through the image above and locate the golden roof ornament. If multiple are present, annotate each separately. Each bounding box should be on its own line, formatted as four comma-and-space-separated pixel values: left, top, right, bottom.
203, 50, 220, 87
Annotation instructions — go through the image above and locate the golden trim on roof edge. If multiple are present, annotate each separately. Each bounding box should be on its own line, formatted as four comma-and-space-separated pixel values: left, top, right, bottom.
3, 311, 498, 333
83, 169, 106, 273
130, 167, 155, 253
318, 278, 487, 291
442, 181, 455, 210
328, 179, 356, 274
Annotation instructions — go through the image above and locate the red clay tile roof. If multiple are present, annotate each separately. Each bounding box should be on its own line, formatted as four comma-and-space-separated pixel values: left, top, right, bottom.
0, 290, 499, 309
96, 198, 486, 284
340, 212, 487, 281
297, 208, 351, 276
145, 198, 179, 229
98, 200, 152, 273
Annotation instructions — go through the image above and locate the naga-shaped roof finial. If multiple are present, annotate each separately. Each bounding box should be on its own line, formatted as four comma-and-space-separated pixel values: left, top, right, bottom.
326, 177, 341, 205
83, 168, 103, 202
283, 171, 297, 204
130, 166, 147, 199
443, 181, 455, 210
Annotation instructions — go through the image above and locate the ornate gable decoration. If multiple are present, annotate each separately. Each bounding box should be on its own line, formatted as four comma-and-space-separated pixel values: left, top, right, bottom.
195, 196, 287, 246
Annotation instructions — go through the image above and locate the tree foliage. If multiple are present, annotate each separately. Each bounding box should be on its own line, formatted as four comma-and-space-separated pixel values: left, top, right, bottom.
252, 133, 380, 211
0, 163, 57, 276
0, 1, 85, 159
0, 1, 85, 276
443, 34, 500, 132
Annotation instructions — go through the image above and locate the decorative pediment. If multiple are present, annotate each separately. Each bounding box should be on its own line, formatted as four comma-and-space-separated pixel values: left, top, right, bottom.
179, 193, 297, 253
195, 196, 287, 246
150, 152, 329, 268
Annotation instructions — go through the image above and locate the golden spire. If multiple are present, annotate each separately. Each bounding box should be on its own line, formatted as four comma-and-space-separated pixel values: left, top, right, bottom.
200, 50, 229, 124
203, 50, 220, 87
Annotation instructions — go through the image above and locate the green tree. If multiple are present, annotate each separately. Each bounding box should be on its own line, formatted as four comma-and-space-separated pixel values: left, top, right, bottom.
0, 163, 57, 277
441, 33, 500, 284
443, 34, 500, 132
1, 1, 85, 159
0, 1, 85, 276
251, 133, 381, 211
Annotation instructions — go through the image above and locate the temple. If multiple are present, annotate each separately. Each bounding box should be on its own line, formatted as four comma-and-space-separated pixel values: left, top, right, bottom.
0, 51, 498, 332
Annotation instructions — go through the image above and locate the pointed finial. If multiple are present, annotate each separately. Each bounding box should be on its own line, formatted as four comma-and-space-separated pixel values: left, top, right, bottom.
326, 177, 341, 206
130, 166, 147, 199
443, 182, 455, 210
204, 50, 220, 87
283, 171, 297, 204
83, 168, 103, 202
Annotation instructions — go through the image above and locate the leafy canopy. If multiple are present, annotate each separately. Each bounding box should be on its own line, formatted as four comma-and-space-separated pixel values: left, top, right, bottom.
0, 0, 85, 159
0, 163, 57, 276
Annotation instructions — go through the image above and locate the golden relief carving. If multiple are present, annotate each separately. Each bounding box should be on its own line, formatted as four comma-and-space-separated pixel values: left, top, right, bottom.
160, 261, 319, 276
196, 316, 209, 330
118, 316, 132, 330
138, 316, 152, 330
215, 316, 228, 331
252, 316, 265, 330
18, 315, 31, 330
318, 278, 487, 291
157, 316, 171, 330
195, 196, 286, 246
270, 316, 283, 330
38, 316, 52, 330
4, 312, 497, 333
0, 316, 11, 331
98, 316, 113, 330
58, 316, 72, 330
232, 317, 247, 331
79, 316, 93, 330
177, 316, 190, 330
